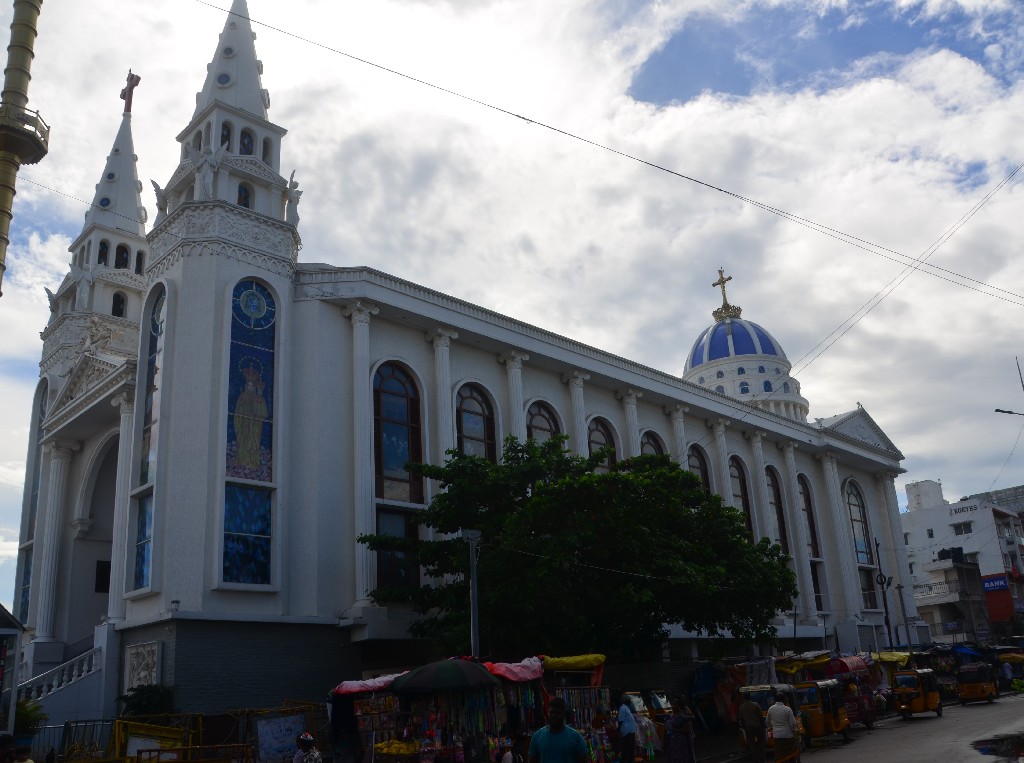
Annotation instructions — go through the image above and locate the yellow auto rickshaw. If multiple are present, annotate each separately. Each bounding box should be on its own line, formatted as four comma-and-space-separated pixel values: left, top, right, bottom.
795, 679, 851, 743
893, 668, 943, 719
736, 683, 797, 752
957, 662, 999, 705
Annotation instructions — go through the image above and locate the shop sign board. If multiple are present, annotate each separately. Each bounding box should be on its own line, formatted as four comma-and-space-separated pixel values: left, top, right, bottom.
943, 621, 962, 633
983, 574, 1009, 591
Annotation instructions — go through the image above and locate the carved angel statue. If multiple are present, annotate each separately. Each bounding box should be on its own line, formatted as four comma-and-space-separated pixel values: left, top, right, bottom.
286, 170, 302, 226
82, 316, 114, 354
151, 179, 168, 221
44, 286, 57, 312
187, 142, 228, 200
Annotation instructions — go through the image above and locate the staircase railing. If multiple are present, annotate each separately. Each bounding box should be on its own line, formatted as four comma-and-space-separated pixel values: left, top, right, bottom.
17, 646, 103, 701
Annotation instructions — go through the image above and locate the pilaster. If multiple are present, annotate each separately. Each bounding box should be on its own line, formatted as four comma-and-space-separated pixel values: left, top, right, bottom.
427, 329, 458, 459
879, 471, 918, 622
820, 452, 862, 616
345, 302, 378, 605
783, 442, 815, 617
667, 405, 688, 465
748, 431, 769, 541
618, 390, 642, 457
106, 394, 135, 623
500, 351, 528, 444
712, 419, 730, 503
36, 439, 80, 641
565, 372, 590, 455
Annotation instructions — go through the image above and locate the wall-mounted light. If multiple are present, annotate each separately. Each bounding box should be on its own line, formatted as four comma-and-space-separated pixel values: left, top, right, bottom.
170, 600, 180, 612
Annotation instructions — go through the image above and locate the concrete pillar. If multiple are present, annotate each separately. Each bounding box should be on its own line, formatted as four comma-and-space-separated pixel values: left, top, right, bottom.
712, 419, 730, 503
784, 442, 816, 617
566, 371, 589, 455
668, 405, 688, 465
748, 431, 769, 542
619, 390, 642, 457
820, 452, 863, 617
36, 439, 79, 640
500, 351, 528, 444
428, 328, 458, 459
107, 395, 134, 622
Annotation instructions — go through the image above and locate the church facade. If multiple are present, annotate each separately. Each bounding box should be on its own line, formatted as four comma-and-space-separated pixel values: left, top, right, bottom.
15, 0, 924, 719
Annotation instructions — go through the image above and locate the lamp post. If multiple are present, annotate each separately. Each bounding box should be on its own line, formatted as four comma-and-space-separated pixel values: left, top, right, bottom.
463, 529, 481, 658
874, 537, 894, 649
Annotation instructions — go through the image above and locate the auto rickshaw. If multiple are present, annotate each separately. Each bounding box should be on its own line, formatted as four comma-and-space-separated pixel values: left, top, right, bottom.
957, 662, 999, 705
893, 668, 943, 719
795, 679, 851, 743
736, 683, 797, 752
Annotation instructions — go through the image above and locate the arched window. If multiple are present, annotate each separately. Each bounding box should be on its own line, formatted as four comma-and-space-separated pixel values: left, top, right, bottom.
374, 363, 423, 503
783, 382, 790, 393
739, 382, 750, 394
687, 445, 711, 493
588, 417, 616, 472
846, 480, 873, 565
240, 129, 255, 156
135, 251, 145, 275
775, 368, 781, 374
262, 137, 272, 164
112, 292, 126, 317
729, 455, 754, 539
763, 381, 773, 392
640, 431, 666, 456
799, 475, 820, 557
98, 240, 109, 266
526, 401, 559, 443
715, 385, 725, 393
737, 367, 745, 375
225, 279, 278, 585
456, 384, 497, 462
221, 121, 233, 150
115, 244, 130, 269
716, 370, 724, 379
237, 183, 252, 209
766, 468, 788, 554
203, 122, 212, 148
758, 366, 766, 373
134, 286, 166, 591
698, 376, 705, 384
192, 131, 202, 151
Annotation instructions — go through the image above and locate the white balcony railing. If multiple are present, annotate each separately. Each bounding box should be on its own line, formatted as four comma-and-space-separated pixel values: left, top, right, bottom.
17, 647, 102, 701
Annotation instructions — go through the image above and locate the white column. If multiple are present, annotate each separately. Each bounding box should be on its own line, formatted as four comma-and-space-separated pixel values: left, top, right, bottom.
566, 371, 590, 455
346, 302, 378, 605
748, 431, 769, 542
107, 395, 135, 623
668, 405, 688, 465
712, 418, 730, 502
619, 390, 642, 457
783, 442, 815, 617
820, 452, 862, 616
500, 351, 528, 443
428, 329, 458, 459
36, 439, 79, 641
879, 471, 918, 621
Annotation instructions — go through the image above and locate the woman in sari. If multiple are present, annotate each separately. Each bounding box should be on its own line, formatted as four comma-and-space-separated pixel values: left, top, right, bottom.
663, 697, 696, 763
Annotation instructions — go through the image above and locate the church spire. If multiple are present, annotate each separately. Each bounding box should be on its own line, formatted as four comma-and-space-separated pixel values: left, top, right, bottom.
192, 0, 269, 121
82, 71, 147, 238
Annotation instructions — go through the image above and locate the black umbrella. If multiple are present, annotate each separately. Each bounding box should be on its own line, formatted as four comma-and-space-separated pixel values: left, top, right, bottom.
391, 659, 500, 693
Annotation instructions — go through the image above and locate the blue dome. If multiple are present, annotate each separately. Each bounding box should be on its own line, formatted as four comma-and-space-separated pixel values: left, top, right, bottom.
687, 318, 786, 370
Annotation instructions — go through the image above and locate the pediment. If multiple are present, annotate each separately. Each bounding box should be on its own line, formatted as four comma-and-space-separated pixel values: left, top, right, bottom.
818, 406, 902, 456
50, 354, 121, 417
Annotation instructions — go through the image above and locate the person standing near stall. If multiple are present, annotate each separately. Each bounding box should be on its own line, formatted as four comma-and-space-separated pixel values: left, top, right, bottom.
663, 698, 696, 763
616, 694, 637, 763
529, 697, 589, 763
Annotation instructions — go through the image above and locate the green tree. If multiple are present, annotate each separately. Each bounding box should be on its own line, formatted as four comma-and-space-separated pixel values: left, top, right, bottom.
359, 436, 797, 660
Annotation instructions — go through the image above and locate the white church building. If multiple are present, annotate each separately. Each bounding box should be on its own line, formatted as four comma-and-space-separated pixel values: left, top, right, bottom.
15, 0, 925, 719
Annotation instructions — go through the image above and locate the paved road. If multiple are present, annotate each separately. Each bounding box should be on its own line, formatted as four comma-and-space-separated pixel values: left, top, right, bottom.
799, 693, 1024, 762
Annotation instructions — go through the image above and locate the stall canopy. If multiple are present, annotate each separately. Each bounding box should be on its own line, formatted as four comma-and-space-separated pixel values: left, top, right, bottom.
391, 658, 500, 693
871, 651, 911, 666
953, 645, 984, 658
332, 672, 407, 695
827, 655, 869, 676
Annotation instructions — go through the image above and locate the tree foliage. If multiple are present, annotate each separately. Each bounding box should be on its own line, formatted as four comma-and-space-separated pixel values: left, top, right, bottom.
359, 436, 797, 660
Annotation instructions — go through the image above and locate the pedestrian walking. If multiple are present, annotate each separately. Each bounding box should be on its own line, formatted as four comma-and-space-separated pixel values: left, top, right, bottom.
529, 697, 589, 763
737, 696, 766, 763
663, 697, 696, 763
766, 693, 800, 763
616, 695, 637, 763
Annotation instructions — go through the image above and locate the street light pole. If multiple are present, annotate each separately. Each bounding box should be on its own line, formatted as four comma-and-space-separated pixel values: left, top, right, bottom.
874, 537, 894, 649
464, 529, 481, 658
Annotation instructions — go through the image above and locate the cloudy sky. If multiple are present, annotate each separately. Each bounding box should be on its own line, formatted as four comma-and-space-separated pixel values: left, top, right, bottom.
1, 0, 1023, 611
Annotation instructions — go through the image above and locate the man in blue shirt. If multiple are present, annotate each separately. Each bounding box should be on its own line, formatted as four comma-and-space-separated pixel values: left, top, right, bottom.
529, 697, 589, 763
616, 695, 637, 763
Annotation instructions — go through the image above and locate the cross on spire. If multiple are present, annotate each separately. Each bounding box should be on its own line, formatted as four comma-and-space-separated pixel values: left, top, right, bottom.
711, 267, 742, 320
120, 70, 141, 113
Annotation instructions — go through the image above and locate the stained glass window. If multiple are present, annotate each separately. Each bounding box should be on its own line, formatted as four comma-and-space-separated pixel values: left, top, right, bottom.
847, 480, 873, 565
133, 494, 153, 590
766, 468, 788, 554
237, 184, 251, 209
640, 431, 665, 456
115, 244, 130, 269
687, 445, 711, 493
226, 280, 275, 482
223, 484, 272, 584
138, 287, 166, 486
112, 292, 126, 317
799, 475, 820, 557
456, 384, 496, 462
135, 251, 145, 275
376, 508, 419, 591
240, 129, 255, 156
221, 122, 232, 150
374, 363, 422, 502
98, 240, 109, 266
527, 401, 559, 443
18, 547, 31, 623
730, 456, 754, 540
588, 417, 616, 472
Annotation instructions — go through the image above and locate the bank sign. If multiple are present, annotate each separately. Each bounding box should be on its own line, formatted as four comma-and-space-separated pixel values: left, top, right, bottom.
982, 574, 1009, 591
